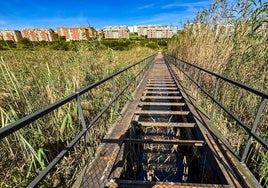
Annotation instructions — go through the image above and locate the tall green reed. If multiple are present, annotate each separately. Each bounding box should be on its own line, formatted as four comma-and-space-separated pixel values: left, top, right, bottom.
168, 0, 267, 185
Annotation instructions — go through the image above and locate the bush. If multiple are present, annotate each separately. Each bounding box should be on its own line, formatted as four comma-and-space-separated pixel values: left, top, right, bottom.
49, 41, 70, 51
101, 39, 132, 50
0, 40, 16, 50
17, 38, 33, 49
146, 41, 158, 50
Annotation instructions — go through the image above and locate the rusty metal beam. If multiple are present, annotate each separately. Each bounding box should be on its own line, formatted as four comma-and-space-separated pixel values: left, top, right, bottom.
138, 122, 196, 128
141, 96, 182, 100
143, 91, 180, 94
146, 84, 177, 87
145, 87, 178, 90
147, 81, 175, 84
135, 110, 189, 115
139, 102, 185, 106
107, 179, 229, 187
124, 138, 205, 146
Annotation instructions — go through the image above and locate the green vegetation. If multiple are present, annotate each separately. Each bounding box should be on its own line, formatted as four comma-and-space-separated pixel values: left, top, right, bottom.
0, 44, 154, 187
1, 0, 266, 186
0, 40, 16, 50
168, 0, 267, 186
0, 34, 169, 52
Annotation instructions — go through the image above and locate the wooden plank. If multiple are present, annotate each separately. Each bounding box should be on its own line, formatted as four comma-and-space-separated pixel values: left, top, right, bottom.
147, 84, 177, 87
141, 96, 182, 100
138, 122, 196, 127
149, 78, 173, 80
124, 138, 205, 146
149, 77, 172, 78
149, 76, 173, 78
143, 91, 180, 94
149, 74, 171, 76
145, 87, 178, 90
139, 102, 185, 106
147, 81, 175, 84
135, 110, 189, 115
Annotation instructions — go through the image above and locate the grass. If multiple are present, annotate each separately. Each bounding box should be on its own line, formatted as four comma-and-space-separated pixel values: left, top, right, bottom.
0, 46, 154, 187
168, 0, 267, 186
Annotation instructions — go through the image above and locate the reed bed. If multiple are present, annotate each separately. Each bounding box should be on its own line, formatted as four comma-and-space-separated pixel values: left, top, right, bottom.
0, 46, 153, 187
168, 0, 267, 186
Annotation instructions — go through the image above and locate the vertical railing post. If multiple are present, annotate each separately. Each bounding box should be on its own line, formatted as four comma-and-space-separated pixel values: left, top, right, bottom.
184, 63, 186, 73
139, 60, 143, 81
134, 67, 137, 89
76, 93, 88, 145
241, 97, 266, 163
126, 69, 129, 87
135, 62, 141, 89
196, 70, 202, 100
112, 75, 118, 112
210, 78, 220, 120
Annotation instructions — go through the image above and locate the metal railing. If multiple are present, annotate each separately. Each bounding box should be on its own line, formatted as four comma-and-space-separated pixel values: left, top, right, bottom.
0, 53, 156, 187
165, 53, 267, 184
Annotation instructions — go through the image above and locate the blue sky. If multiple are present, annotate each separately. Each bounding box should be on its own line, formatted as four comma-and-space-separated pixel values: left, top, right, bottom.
0, 0, 212, 30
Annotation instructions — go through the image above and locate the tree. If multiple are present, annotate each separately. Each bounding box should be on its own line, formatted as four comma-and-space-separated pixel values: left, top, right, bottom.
17, 38, 33, 49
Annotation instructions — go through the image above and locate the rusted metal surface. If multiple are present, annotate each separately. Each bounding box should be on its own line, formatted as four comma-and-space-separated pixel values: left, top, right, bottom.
138, 122, 196, 128
134, 110, 189, 115
143, 91, 180, 94
76, 52, 248, 187
73, 55, 152, 188
145, 87, 178, 90
148, 80, 174, 84
141, 96, 182, 100
139, 102, 185, 106
146, 83, 177, 87
124, 138, 205, 146
107, 179, 230, 187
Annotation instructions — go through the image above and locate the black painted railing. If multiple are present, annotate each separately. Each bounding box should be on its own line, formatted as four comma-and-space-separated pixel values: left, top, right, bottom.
0, 53, 156, 187
165, 53, 267, 186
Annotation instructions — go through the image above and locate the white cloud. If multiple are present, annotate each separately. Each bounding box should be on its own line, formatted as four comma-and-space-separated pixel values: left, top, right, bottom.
137, 3, 155, 10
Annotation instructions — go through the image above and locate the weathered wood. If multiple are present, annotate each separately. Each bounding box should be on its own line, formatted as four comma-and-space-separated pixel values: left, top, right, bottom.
139, 102, 185, 106
145, 87, 178, 90
141, 96, 182, 100
143, 91, 180, 94
146, 83, 177, 87
147, 81, 175, 84
135, 110, 189, 115
149, 78, 173, 81
138, 122, 196, 127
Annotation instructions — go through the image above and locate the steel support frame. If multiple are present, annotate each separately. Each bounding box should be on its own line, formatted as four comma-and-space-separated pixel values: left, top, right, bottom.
165, 54, 268, 188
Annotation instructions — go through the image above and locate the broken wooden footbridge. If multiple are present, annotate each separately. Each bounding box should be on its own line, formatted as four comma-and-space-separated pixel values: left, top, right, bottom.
0, 52, 267, 187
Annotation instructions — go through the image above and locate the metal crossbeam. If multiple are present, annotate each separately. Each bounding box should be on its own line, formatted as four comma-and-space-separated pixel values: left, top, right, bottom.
134, 110, 189, 115
124, 138, 205, 146
141, 96, 182, 100
139, 102, 185, 106
138, 122, 196, 127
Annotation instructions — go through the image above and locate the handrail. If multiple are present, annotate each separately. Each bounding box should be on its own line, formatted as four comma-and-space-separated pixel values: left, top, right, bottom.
0, 54, 156, 140
165, 53, 267, 186
167, 55, 268, 99
0, 53, 156, 187
164, 54, 268, 187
